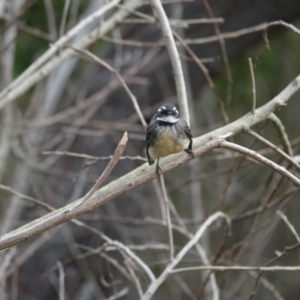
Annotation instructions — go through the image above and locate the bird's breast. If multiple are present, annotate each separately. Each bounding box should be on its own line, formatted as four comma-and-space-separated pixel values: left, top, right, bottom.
149, 126, 188, 159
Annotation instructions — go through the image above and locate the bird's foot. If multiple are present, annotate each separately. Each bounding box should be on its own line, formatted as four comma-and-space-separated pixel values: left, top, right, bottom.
155, 158, 162, 175
156, 164, 162, 175
185, 148, 195, 158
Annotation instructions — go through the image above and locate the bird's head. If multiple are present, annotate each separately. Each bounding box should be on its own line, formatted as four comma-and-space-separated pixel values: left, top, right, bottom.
155, 103, 179, 123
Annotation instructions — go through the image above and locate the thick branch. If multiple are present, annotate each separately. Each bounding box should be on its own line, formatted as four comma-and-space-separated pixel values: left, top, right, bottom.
0, 74, 299, 251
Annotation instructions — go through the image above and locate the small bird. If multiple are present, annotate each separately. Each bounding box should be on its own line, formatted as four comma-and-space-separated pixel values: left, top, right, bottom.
146, 103, 194, 173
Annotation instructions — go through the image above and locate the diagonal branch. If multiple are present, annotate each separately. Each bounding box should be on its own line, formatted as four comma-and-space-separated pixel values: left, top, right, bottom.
68, 46, 147, 128
0, 0, 121, 103
0, 73, 299, 251
0, 0, 143, 110
141, 211, 231, 300
76, 132, 128, 206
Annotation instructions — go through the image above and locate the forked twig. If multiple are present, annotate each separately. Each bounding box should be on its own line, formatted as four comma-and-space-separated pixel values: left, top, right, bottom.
141, 212, 230, 300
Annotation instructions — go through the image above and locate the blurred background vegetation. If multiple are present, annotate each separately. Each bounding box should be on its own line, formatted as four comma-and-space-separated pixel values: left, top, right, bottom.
1, 0, 300, 299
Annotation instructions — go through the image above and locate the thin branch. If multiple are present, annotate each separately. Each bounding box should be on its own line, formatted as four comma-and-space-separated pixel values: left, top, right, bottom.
42, 150, 147, 162
103, 241, 156, 283
141, 212, 230, 300
106, 287, 129, 300
121, 17, 224, 27
43, 0, 57, 40
268, 20, 300, 35
172, 31, 213, 88
173, 275, 197, 299
249, 242, 300, 300
201, 0, 233, 108
150, 0, 189, 124
277, 210, 300, 243
219, 140, 300, 187
68, 46, 147, 128
0, 184, 54, 211
172, 265, 300, 273
268, 113, 293, 156
243, 127, 300, 171
124, 260, 143, 297
102, 21, 300, 48
167, 201, 220, 300
59, 0, 71, 36
159, 175, 174, 261
76, 131, 128, 206
56, 261, 65, 300
248, 271, 284, 300
248, 57, 256, 114
173, 30, 229, 124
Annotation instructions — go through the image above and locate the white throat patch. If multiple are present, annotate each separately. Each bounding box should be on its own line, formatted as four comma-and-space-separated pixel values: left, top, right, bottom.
156, 115, 179, 123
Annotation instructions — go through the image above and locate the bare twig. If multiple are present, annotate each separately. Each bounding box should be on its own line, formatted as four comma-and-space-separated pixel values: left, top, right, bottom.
56, 261, 65, 300
43, 0, 57, 40
159, 175, 174, 261
121, 17, 224, 27
76, 132, 128, 206
172, 265, 300, 273
277, 210, 300, 243
167, 201, 220, 300
243, 127, 300, 170
0, 184, 54, 211
42, 150, 147, 162
103, 241, 156, 283
173, 30, 229, 124
219, 140, 300, 187
102, 21, 300, 48
268, 20, 300, 36
248, 271, 284, 300
201, 0, 233, 108
248, 58, 256, 114
141, 212, 230, 300
124, 260, 143, 297
150, 0, 189, 124
249, 242, 300, 300
68, 46, 147, 128
268, 113, 293, 156
59, 0, 71, 36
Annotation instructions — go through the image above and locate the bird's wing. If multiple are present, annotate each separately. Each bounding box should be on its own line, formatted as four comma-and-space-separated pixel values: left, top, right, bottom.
146, 120, 156, 165
177, 118, 193, 150
177, 118, 193, 138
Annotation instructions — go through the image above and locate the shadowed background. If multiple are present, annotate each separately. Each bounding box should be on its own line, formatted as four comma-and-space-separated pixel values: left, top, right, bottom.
1, 0, 300, 299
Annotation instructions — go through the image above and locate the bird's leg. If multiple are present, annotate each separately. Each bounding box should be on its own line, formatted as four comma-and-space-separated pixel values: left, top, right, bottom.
185, 148, 195, 158
156, 158, 162, 174
185, 140, 195, 158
